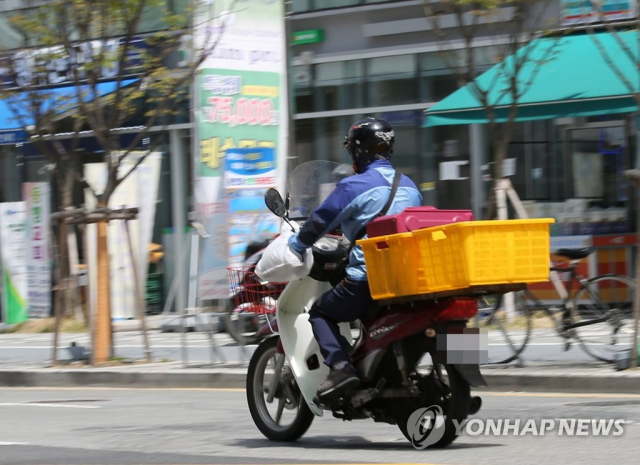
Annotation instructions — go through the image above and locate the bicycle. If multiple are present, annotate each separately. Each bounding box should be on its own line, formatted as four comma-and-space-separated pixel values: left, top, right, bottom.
476, 247, 637, 364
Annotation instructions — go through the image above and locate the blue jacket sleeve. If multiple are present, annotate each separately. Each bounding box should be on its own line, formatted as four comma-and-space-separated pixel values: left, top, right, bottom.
288, 181, 354, 254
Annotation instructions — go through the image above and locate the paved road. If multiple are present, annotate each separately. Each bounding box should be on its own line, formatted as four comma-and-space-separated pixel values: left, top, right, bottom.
0, 328, 609, 366
0, 387, 638, 464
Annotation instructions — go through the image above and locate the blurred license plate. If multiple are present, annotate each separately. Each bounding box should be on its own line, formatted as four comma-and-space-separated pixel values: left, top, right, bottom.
436, 327, 488, 364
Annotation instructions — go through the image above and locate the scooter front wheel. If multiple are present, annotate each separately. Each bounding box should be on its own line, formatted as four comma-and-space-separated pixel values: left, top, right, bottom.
246, 336, 314, 441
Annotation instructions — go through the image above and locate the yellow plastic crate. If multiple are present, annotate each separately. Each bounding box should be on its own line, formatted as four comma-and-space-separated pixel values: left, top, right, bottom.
413, 218, 555, 289
357, 232, 427, 300
358, 218, 555, 301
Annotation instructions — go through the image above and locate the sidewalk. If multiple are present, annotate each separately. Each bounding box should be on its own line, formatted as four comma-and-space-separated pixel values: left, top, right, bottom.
1, 360, 639, 394
2, 325, 639, 394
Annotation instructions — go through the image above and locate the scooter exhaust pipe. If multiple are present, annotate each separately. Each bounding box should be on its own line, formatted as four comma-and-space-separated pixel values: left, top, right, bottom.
469, 396, 482, 415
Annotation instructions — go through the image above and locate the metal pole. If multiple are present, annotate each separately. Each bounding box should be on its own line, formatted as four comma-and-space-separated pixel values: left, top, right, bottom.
470, 124, 485, 220
51, 217, 63, 366
284, 0, 295, 181
170, 129, 187, 316
124, 219, 153, 362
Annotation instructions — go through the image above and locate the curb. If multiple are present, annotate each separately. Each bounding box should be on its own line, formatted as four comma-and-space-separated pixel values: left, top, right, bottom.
0, 369, 248, 389
479, 371, 640, 394
1, 368, 640, 394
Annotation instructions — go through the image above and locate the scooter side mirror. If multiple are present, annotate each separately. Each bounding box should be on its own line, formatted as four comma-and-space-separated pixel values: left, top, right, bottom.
265, 188, 286, 218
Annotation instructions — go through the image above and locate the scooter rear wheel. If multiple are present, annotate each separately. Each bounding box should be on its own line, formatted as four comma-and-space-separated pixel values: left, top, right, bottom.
397, 363, 470, 449
246, 337, 315, 441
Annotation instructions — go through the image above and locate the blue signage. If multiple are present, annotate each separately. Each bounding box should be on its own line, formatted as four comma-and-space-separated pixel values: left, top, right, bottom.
0, 130, 26, 145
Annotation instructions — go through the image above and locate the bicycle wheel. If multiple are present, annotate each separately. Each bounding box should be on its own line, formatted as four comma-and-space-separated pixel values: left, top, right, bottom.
475, 291, 533, 364
571, 275, 636, 363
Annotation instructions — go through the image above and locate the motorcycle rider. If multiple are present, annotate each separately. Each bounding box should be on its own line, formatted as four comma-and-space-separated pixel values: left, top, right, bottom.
288, 117, 422, 399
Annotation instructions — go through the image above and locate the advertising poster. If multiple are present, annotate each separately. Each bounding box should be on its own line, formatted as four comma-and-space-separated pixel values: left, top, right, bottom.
0, 202, 29, 324
23, 183, 51, 318
194, 0, 288, 299
84, 152, 161, 320
226, 189, 280, 270
224, 148, 279, 268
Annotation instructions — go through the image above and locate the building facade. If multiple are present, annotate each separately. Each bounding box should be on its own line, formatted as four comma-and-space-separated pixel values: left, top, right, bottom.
289, 0, 638, 287
0, 0, 637, 321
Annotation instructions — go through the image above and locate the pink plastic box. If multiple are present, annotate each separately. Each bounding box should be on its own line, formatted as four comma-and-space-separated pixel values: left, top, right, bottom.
366, 206, 474, 238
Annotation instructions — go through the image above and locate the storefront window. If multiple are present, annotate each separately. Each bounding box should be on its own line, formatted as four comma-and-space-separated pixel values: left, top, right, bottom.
293, 64, 313, 113
419, 52, 457, 103
292, 0, 312, 12
565, 125, 629, 235
294, 119, 314, 166
419, 46, 501, 102
312, 0, 359, 9
367, 55, 417, 107
314, 116, 357, 164
314, 61, 364, 112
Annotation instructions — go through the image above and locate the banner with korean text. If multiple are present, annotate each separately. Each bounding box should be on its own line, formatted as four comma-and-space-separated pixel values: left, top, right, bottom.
194, 0, 288, 299
23, 183, 51, 318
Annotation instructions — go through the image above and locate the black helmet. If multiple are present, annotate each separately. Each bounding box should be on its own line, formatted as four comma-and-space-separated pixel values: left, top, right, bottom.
343, 117, 395, 165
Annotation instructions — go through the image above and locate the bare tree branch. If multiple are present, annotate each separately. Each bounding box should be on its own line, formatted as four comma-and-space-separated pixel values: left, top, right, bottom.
423, 0, 560, 181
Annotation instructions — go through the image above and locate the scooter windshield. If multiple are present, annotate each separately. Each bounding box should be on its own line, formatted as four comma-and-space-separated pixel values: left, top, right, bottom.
287, 160, 344, 219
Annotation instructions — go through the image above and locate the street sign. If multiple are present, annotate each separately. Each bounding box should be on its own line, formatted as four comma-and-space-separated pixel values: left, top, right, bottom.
292, 29, 324, 46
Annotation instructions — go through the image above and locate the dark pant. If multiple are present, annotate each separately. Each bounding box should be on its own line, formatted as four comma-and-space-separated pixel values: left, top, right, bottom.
308, 278, 374, 367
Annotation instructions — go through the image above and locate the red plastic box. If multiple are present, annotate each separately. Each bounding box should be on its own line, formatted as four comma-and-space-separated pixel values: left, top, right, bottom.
366, 206, 474, 237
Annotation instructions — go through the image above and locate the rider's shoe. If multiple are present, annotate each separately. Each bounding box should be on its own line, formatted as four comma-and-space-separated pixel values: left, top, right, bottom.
316, 361, 360, 399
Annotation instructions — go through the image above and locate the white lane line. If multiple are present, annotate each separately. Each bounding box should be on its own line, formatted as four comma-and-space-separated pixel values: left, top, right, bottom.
0, 442, 30, 446
0, 402, 100, 409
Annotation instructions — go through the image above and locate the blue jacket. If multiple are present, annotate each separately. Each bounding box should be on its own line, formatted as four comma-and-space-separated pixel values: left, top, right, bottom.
288, 159, 422, 281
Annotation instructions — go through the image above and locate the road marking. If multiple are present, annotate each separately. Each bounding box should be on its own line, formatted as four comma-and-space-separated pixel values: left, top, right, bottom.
0, 387, 247, 392
478, 391, 640, 399
0, 442, 29, 446
0, 402, 101, 409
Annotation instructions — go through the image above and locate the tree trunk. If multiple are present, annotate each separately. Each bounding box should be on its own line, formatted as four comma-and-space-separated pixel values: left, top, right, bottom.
94, 217, 112, 363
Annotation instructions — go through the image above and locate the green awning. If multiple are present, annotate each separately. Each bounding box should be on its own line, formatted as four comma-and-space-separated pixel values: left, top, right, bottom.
424, 31, 639, 127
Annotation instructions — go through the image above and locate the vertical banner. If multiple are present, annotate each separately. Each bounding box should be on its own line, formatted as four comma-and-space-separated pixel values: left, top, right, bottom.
194, 0, 288, 299
0, 202, 29, 324
225, 148, 280, 268
23, 183, 51, 318
84, 152, 161, 320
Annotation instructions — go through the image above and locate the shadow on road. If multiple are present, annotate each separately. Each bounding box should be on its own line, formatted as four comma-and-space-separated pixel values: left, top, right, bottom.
234, 436, 505, 451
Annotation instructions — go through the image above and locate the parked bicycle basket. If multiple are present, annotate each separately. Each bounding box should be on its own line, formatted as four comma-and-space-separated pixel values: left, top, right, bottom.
227, 266, 287, 315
